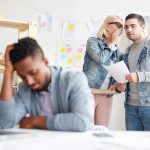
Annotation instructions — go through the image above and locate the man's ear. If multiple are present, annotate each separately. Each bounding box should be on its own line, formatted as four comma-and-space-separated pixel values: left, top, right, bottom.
43, 58, 49, 66
141, 25, 145, 31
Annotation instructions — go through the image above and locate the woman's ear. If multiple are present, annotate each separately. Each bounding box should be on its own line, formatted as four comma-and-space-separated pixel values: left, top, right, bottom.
105, 24, 109, 31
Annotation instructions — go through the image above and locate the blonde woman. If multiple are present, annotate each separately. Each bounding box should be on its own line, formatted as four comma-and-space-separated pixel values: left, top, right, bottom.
83, 16, 124, 127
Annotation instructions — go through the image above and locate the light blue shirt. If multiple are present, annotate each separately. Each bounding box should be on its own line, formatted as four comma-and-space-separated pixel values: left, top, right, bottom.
0, 66, 94, 131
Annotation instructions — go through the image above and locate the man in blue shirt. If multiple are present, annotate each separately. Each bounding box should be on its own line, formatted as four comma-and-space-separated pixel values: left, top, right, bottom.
0, 37, 94, 131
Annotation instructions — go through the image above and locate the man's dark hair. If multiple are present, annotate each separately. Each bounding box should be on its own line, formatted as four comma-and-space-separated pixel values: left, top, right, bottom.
125, 13, 145, 26
10, 37, 44, 64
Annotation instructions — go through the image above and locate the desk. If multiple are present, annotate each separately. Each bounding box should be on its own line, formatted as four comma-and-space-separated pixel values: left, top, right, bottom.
91, 88, 117, 95
0, 129, 150, 150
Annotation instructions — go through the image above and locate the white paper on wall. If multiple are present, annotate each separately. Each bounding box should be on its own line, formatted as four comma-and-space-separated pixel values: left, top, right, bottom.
62, 21, 77, 39
40, 14, 53, 32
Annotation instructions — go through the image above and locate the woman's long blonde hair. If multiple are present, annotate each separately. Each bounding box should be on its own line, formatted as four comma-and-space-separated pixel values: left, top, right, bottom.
97, 15, 123, 40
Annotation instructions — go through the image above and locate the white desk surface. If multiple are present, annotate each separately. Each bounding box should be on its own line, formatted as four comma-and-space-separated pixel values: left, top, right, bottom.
0, 128, 150, 150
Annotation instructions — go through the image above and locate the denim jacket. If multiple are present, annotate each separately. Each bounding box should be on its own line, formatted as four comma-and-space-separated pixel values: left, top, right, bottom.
124, 39, 150, 103
83, 37, 123, 88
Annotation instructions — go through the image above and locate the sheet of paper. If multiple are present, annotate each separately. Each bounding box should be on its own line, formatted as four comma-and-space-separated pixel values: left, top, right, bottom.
40, 14, 53, 32
103, 61, 130, 83
62, 21, 76, 39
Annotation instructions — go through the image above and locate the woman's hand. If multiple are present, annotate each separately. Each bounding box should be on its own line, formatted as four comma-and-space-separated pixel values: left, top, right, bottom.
109, 83, 126, 93
111, 28, 123, 45
116, 83, 126, 92
109, 85, 116, 91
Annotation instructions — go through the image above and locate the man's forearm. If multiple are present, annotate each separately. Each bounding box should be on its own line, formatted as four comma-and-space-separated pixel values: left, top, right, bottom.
0, 69, 14, 100
19, 116, 47, 129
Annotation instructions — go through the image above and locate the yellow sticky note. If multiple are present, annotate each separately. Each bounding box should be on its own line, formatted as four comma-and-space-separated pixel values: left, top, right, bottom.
76, 54, 82, 60
68, 24, 75, 31
0, 15, 5, 19
67, 58, 73, 64
60, 48, 66, 53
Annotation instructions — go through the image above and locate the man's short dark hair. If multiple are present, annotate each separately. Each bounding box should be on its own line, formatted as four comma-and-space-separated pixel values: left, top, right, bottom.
10, 37, 44, 64
125, 13, 145, 26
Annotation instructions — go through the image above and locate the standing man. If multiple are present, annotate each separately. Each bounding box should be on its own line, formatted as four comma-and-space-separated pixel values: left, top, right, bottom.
0, 37, 94, 131
124, 13, 150, 130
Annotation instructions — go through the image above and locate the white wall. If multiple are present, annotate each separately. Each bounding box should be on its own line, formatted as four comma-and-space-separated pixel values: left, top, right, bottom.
0, 0, 150, 130
0, 0, 150, 62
